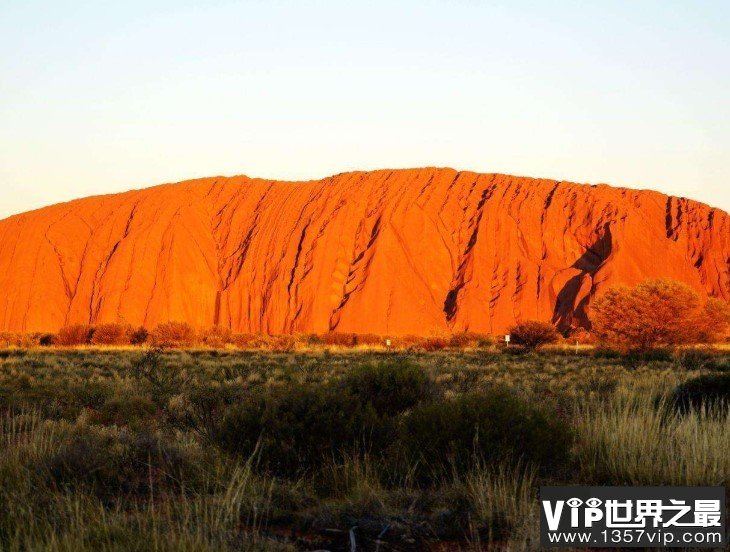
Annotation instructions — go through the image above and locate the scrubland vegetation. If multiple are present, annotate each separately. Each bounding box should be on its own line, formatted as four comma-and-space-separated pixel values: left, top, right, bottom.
0, 280, 728, 549
0, 347, 728, 550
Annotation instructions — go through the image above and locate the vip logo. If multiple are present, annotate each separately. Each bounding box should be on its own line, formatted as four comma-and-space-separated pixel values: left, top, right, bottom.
543, 497, 606, 530
540, 487, 725, 548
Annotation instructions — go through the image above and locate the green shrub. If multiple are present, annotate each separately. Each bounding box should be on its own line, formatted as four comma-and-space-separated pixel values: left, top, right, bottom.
95, 395, 157, 427
64, 382, 113, 415
341, 359, 435, 416
7, 381, 113, 420
40, 429, 206, 500
671, 373, 730, 415
592, 347, 623, 359
399, 388, 571, 478
213, 392, 266, 455
170, 383, 248, 440
623, 348, 674, 367
674, 348, 718, 371
214, 386, 381, 477
131, 347, 191, 407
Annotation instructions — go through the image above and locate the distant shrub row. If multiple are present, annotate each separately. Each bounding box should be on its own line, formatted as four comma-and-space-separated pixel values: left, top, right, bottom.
1, 278, 727, 352
0, 323, 500, 350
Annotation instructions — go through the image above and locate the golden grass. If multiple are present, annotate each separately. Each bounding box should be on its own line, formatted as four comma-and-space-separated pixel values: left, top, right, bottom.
0, 413, 287, 551
574, 390, 730, 486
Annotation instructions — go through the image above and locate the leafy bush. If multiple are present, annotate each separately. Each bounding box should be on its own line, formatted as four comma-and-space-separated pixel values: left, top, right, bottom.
298, 333, 323, 346
317, 332, 385, 347
320, 332, 358, 347
476, 334, 496, 348
269, 334, 295, 352
95, 395, 157, 427
212, 392, 267, 458
592, 347, 623, 359
229, 333, 295, 351
448, 332, 492, 348
150, 322, 196, 348
674, 348, 717, 371
0, 332, 38, 348
169, 383, 248, 440
399, 388, 571, 478
40, 429, 206, 500
694, 298, 730, 343
341, 359, 435, 416
421, 337, 449, 351
623, 347, 674, 367
508, 321, 558, 351
131, 347, 190, 407
230, 333, 258, 348
90, 323, 133, 345
388, 335, 423, 349
447, 332, 471, 348
671, 373, 730, 415
56, 325, 93, 346
355, 333, 384, 346
130, 326, 149, 345
38, 333, 56, 347
214, 386, 381, 477
568, 328, 595, 345
200, 326, 232, 348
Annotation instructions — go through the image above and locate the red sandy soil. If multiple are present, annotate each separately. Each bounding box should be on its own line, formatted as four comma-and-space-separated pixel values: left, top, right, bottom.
0, 168, 727, 335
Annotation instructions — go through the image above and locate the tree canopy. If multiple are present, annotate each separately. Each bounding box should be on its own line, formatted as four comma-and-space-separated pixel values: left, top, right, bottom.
591, 279, 730, 350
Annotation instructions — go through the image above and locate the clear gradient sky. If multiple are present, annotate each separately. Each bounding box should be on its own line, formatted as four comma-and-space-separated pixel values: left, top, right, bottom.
1, 0, 729, 219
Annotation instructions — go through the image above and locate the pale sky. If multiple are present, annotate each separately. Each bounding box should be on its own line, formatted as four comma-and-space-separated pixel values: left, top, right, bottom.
1, 0, 729, 219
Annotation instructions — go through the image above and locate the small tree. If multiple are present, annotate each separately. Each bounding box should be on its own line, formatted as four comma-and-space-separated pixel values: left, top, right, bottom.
56, 324, 93, 346
508, 320, 559, 351
591, 279, 728, 350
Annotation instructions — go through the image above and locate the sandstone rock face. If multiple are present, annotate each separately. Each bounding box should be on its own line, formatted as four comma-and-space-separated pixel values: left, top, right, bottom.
0, 168, 728, 335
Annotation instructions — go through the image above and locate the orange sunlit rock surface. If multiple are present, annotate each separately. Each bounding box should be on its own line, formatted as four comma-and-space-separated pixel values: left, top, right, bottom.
0, 168, 727, 335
